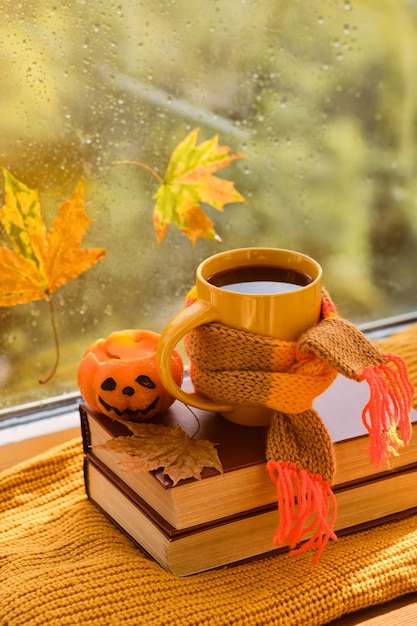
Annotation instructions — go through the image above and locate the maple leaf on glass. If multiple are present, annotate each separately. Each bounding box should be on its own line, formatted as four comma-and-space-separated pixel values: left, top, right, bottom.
0, 169, 106, 381
96, 421, 223, 486
114, 128, 246, 244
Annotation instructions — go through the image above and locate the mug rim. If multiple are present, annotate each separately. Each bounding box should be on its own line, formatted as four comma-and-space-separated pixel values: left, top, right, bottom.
196, 247, 322, 297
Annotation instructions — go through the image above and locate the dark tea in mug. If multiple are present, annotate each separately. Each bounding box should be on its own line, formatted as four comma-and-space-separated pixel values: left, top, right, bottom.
208, 265, 313, 295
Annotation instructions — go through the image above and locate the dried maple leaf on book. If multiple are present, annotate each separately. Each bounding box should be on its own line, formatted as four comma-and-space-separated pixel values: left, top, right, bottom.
95, 421, 223, 486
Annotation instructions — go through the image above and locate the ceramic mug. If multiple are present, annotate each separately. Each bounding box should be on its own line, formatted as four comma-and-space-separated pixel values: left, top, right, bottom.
156, 247, 322, 425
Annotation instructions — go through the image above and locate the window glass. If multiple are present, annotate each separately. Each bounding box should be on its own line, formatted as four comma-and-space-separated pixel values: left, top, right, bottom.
1, 0, 417, 408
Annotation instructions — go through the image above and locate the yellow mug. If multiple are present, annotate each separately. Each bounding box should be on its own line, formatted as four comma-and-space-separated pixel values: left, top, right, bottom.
156, 247, 322, 426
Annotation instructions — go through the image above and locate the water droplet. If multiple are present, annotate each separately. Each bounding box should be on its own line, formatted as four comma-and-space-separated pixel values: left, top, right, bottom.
391, 185, 407, 201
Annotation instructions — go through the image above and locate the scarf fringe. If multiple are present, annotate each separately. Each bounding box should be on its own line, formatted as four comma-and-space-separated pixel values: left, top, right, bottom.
360, 354, 415, 468
267, 460, 337, 564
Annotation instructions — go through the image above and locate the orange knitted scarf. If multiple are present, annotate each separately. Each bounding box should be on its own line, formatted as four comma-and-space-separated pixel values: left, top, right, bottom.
184, 290, 414, 563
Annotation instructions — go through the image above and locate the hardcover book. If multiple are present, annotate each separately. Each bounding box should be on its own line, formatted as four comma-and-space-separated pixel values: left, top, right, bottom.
80, 375, 417, 530
84, 453, 417, 576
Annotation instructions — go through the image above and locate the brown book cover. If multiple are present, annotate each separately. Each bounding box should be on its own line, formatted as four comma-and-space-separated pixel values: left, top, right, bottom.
84, 453, 417, 577
80, 375, 417, 529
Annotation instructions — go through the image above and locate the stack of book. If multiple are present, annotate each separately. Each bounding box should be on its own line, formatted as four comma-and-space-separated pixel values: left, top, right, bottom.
81, 376, 417, 576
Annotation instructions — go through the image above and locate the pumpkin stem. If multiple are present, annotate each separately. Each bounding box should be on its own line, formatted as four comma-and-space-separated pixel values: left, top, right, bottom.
112, 160, 164, 184
183, 403, 202, 439
39, 292, 60, 384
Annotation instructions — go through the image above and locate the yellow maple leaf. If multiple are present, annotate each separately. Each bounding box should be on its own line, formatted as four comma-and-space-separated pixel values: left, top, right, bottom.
96, 421, 223, 486
0, 169, 106, 381
115, 128, 246, 244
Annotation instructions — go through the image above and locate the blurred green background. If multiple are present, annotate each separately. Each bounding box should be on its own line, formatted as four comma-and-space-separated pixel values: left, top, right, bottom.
1, 0, 417, 407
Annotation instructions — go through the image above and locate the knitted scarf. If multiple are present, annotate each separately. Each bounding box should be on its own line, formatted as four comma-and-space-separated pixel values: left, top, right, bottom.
184, 289, 414, 563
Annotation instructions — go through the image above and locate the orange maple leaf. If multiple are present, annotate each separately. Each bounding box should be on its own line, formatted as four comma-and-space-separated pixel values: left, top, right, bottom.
96, 421, 223, 486
0, 169, 106, 381
115, 128, 246, 244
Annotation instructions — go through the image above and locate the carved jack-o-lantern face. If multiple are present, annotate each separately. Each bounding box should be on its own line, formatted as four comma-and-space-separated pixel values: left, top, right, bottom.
77, 329, 184, 421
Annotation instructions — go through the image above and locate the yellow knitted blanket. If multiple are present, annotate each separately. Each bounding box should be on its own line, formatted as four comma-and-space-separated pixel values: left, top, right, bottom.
1, 323, 417, 626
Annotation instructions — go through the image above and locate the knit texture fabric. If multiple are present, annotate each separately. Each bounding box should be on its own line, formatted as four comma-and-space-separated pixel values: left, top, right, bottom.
1, 322, 417, 625
184, 291, 414, 563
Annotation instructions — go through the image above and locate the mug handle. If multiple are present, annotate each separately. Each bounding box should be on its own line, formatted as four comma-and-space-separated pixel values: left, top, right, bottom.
156, 299, 233, 413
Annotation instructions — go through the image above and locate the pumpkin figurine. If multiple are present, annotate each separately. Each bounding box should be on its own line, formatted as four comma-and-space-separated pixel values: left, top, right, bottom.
78, 329, 184, 421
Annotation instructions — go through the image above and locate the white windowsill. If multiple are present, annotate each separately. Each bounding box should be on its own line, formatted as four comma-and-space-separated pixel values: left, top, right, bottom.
0, 407, 81, 470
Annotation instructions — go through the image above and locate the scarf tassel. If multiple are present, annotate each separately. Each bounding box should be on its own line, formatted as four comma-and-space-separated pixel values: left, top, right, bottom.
267, 460, 337, 564
360, 354, 415, 469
